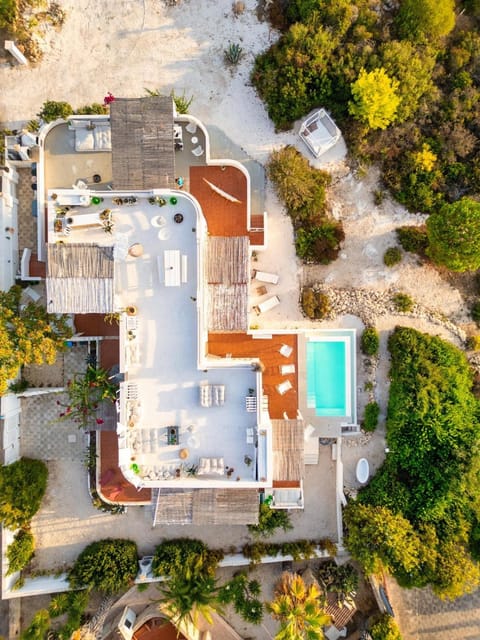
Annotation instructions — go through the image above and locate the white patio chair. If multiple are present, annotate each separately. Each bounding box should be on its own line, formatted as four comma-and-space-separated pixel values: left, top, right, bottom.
280, 364, 296, 375
279, 344, 293, 358
276, 380, 293, 395
186, 122, 197, 134
192, 145, 204, 157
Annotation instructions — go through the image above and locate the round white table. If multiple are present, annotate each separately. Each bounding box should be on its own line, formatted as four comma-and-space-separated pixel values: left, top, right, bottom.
191, 136, 198, 144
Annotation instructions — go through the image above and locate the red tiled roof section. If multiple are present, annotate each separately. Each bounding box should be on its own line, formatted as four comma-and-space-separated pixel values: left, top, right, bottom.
30, 253, 46, 278
75, 314, 120, 337
190, 166, 248, 236
133, 618, 186, 640
208, 333, 298, 420
99, 431, 151, 503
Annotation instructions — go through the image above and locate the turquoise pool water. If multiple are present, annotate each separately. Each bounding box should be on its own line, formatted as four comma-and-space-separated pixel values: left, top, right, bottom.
306, 340, 347, 416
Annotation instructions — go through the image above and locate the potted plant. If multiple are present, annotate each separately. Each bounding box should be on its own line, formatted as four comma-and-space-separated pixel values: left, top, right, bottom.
113, 197, 124, 206
103, 220, 114, 234
99, 209, 111, 221
126, 305, 137, 316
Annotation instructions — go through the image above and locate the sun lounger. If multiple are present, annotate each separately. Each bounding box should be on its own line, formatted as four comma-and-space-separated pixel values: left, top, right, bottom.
279, 344, 293, 358
280, 364, 296, 375
253, 295, 280, 315
200, 384, 213, 407
198, 457, 225, 475
252, 270, 279, 285
276, 380, 293, 395
213, 384, 225, 406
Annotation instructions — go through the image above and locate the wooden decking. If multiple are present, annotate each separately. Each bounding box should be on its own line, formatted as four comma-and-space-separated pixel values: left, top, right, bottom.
208, 333, 298, 420
99, 431, 151, 503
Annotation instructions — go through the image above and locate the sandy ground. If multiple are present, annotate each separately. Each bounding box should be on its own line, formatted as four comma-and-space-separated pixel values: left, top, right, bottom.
2, 1, 477, 636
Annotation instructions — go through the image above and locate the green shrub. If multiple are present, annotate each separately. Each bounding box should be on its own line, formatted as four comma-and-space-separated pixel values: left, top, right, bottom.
6, 529, 34, 575
296, 221, 345, 263
248, 501, 293, 538
396, 226, 429, 254
267, 146, 331, 225
75, 102, 108, 115
171, 89, 194, 114
0, 458, 48, 529
301, 288, 331, 320
392, 293, 414, 312
471, 301, 480, 326
224, 43, 244, 65
370, 613, 403, 640
0, 0, 17, 30
152, 538, 222, 578
363, 401, 380, 432
37, 100, 73, 123
68, 539, 138, 593
361, 326, 380, 356
383, 247, 402, 267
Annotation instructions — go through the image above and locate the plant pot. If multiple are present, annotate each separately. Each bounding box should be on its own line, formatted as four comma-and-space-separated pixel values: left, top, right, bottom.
170, 197, 178, 205
126, 305, 137, 316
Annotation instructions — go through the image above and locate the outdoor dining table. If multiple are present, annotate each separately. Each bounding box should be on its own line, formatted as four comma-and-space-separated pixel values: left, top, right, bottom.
163, 249, 181, 286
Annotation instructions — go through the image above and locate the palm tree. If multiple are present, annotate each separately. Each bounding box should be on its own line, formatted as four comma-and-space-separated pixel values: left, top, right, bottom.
267, 572, 331, 640
158, 557, 222, 631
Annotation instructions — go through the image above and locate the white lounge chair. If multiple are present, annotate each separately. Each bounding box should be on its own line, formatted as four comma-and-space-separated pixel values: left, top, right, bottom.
253, 295, 280, 315
214, 384, 225, 406
200, 384, 212, 407
280, 364, 296, 375
279, 344, 293, 358
276, 380, 293, 395
252, 270, 279, 284
192, 145, 204, 157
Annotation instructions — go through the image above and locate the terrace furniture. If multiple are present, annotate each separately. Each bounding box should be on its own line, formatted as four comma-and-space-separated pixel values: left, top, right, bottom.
167, 426, 179, 445
191, 136, 198, 144
253, 295, 280, 315
188, 435, 200, 449
252, 270, 279, 285
280, 364, 295, 375
151, 215, 166, 227
162, 250, 181, 286
276, 380, 293, 395
246, 428, 255, 444
181, 255, 188, 283
200, 384, 213, 407
192, 145, 204, 157
197, 457, 225, 476
69, 118, 112, 152
213, 384, 225, 406
279, 344, 293, 358
256, 285, 267, 296
66, 212, 105, 228
186, 122, 197, 134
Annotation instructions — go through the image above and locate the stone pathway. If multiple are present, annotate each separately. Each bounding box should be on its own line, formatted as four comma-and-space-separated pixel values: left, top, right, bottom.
20, 344, 90, 460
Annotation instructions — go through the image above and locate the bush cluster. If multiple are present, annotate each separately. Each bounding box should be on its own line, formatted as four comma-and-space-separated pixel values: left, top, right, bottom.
6, 529, 34, 575
392, 292, 414, 313
346, 327, 480, 599
152, 538, 223, 578
361, 327, 380, 356
267, 146, 344, 264
0, 458, 48, 530
242, 538, 336, 565
396, 226, 429, 255
253, 0, 480, 241
383, 247, 402, 267
248, 501, 293, 537
301, 288, 331, 320
363, 401, 380, 432
68, 539, 138, 594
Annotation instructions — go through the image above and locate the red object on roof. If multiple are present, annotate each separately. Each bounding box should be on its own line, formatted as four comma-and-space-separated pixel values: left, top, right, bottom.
104, 92, 115, 105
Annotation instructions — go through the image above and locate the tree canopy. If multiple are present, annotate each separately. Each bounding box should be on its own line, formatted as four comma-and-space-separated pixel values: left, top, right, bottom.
395, 0, 456, 43
426, 198, 480, 271
0, 285, 72, 395
0, 458, 48, 529
349, 68, 400, 130
267, 572, 331, 640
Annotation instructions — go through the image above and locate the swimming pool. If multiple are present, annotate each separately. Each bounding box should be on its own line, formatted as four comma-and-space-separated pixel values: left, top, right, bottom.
306, 338, 350, 417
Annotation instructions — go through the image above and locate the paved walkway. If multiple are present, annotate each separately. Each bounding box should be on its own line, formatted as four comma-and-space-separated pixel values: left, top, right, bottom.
20, 344, 90, 461
387, 578, 480, 640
